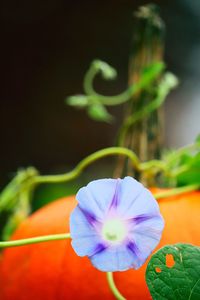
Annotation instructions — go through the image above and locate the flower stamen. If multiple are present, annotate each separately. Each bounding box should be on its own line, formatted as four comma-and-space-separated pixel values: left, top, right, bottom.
102, 218, 126, 243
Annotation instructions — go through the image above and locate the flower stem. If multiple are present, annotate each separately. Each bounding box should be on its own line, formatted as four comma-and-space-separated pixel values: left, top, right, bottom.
0, 184, 199, 248
34, 147, 140, 184
154, 184, 200, 200
107, 272, 126, 300
0, 233, 70, 248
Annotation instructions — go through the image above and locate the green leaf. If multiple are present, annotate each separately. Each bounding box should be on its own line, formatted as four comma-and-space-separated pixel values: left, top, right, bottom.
140, 61, 165, 85
146, 243, 200, 300
0, 167, 38, 213
66, 95, 89, 108
87, 104, 113, 122
162, 136, 200, 186
196, 134, 200, 145
177, 152, 200, 185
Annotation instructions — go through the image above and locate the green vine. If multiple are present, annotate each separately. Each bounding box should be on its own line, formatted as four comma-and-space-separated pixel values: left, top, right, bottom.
0, 141, 197, 204
0, 183, 199, 249
118, 72, 178, 146
67, 60, 165, 122
1, 139, 199, 218
0, 132, 199, 244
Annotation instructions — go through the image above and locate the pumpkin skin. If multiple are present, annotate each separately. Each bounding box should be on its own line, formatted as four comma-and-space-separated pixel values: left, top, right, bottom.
0, 189, 200, 300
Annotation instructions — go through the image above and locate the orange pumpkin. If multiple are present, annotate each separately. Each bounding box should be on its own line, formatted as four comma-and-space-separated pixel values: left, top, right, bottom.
0, 189, 199, 300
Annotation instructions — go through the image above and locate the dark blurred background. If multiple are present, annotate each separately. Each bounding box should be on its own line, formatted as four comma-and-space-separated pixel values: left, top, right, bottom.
1, 0, 200, 191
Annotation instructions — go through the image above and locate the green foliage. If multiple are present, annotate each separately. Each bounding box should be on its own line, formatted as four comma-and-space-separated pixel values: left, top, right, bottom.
67, 95, 89, 108
140, 62, 165, 87
0, 167, 38, 240
66, 59, 166, 122
88, 104, 113, 123
163, 135, 200, 186
0, 167, 38, 213
195, 134, 200, 144
118, 72, 179, 145
177, 152, 200, 185
91, 59, 117, 80
146, 243, 200, 300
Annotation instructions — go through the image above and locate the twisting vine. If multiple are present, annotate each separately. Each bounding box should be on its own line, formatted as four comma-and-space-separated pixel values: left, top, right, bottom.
67, 60, 165, 122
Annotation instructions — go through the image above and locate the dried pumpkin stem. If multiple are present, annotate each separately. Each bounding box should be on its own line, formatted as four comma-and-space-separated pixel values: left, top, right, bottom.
106, 272, 126, 300
0, 233, 70, 248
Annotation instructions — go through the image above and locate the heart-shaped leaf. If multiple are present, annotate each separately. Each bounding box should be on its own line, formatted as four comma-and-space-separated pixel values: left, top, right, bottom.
146, 243, 200, 300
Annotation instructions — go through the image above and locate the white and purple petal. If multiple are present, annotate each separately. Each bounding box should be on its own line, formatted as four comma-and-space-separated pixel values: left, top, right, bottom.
117, 177, 161, 218
75, 179, 117, 219
70, 205, 101, 257
90, 243, 140, 272
70, 176, 164, 272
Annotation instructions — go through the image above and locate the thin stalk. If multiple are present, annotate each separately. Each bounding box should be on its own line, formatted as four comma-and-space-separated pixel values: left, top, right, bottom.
0, 233, 70, 248
154, 184, 200, 200
0, 184, 199, 248
34, 147, 140, 184
107, 272, 126, 300
83, 66, 99, 95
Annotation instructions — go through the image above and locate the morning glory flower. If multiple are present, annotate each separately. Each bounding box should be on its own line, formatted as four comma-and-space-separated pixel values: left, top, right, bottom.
70, 176, 164, 272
